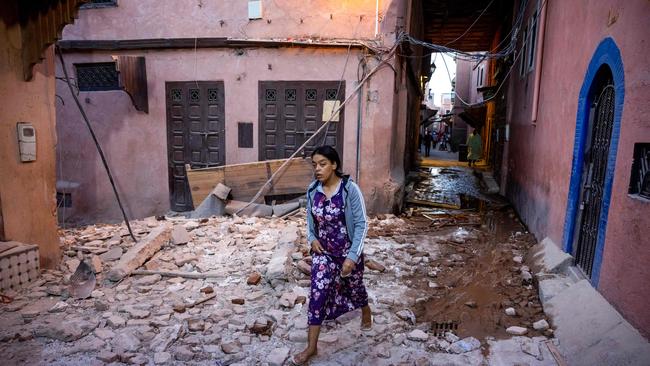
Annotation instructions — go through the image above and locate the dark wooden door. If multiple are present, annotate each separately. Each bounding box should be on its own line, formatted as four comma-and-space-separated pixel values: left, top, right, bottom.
259, 81, 344, 161
166, 81, 225, 212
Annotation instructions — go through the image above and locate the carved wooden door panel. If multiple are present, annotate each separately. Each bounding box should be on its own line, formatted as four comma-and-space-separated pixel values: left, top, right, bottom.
166, 81, 225, 211
259, 81, 344, 161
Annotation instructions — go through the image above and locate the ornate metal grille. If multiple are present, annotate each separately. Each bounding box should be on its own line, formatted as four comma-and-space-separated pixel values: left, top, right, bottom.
189, 88, 200, 103
171, 88, 182, 102
326, 88, 339, 100
208, 88, 218, 102
75, 62, 119, 91
575, 83, 615, 278
305, 89, 317, 101
285, 89, 296, 102
265, 89, 277, 101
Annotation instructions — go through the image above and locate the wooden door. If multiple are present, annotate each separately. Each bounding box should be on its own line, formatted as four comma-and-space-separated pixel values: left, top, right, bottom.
166, 81, 225, 211
259, 81, 344, 161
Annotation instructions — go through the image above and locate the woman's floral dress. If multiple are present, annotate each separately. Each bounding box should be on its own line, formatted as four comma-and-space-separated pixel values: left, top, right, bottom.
308, 182, 368, 325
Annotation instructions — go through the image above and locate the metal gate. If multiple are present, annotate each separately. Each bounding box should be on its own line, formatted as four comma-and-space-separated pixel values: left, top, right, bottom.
573, 81, 615, 278
166, 81, 225, 211
259, 81, 344, 161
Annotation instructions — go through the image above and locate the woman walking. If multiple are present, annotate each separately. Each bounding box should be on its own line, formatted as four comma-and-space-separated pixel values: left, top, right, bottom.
291, 145, 371, 365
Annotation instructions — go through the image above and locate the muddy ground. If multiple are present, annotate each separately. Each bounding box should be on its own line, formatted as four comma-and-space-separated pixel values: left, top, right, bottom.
0, 167, 557, 365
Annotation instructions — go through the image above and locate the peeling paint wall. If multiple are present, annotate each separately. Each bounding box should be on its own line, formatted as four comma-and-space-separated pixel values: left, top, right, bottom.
0, 19, 60, 268
56, 0, 411, 222
506, 0, 650, 337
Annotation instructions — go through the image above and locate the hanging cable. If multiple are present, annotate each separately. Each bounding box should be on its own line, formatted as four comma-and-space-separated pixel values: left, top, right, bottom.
56, 46, 137, 243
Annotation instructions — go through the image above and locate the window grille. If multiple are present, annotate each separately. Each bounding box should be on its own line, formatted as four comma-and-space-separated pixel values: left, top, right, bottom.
75, 62, 120, 91
80, 0, 118, 9
629, 143, 650, 200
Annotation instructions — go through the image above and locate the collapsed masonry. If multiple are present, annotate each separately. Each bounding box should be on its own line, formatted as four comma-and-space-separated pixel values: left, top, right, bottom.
0, 201, 562, 365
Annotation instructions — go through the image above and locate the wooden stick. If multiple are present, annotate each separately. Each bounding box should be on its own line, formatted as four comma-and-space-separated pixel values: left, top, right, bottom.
131, 269, 224, 279
545, 341, 568, 366
188, 293, 217, 308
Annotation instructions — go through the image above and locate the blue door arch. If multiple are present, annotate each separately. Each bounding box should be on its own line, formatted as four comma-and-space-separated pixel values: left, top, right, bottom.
562, 37, 625, 287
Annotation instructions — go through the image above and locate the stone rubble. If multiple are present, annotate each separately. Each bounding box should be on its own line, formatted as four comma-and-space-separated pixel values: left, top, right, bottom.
0, 211, 555, 365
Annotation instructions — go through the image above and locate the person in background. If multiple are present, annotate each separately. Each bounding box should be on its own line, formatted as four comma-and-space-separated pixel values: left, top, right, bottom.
467, 128, 483, 167
423, 128, 433, 157
291, 145, 371, 365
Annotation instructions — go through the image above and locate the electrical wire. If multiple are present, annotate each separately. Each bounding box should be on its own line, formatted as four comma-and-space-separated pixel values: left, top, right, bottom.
56, 47, 138, 243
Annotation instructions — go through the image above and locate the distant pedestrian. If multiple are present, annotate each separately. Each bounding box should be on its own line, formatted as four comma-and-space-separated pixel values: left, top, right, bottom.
292, 145, 371, 365
423, 129, 433, 157
467, 128, 483, 167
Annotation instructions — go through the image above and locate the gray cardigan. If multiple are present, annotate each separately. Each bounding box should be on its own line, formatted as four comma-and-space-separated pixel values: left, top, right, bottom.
306, 177, 368, 264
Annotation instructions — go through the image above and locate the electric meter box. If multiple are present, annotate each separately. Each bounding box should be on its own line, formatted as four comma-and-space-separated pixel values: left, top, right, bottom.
16, 122, 36, 162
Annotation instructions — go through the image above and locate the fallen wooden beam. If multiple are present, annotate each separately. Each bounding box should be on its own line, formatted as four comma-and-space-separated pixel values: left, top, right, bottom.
186, 158, 313, 207
131, 269, 224, 279
107, 224, 172, 281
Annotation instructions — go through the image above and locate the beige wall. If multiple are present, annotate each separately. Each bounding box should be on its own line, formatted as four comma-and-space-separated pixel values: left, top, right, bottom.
0, 20, 60, 268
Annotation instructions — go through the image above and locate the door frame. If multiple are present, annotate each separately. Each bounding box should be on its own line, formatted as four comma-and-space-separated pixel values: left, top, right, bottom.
562, 37, 625, 286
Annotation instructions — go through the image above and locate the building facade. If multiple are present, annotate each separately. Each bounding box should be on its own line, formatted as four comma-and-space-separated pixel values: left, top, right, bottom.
504, 0, 650, 337
55, 0, 424, 224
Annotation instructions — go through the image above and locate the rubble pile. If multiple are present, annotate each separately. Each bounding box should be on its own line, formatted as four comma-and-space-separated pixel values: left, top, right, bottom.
0, 209, 557, 365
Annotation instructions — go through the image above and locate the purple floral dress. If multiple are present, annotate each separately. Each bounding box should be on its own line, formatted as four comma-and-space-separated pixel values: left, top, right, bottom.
308, 182, 368, 326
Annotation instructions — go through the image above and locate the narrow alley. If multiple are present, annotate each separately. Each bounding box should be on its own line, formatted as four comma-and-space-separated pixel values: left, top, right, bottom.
0, 165, 559, 365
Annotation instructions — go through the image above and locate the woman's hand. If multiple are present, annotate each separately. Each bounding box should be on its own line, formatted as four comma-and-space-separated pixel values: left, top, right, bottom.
311, 239, 325, 255
341, 259, 355, 277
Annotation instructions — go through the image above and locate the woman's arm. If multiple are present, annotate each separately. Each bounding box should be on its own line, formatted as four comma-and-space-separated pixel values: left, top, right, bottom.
346, 182, 368, 264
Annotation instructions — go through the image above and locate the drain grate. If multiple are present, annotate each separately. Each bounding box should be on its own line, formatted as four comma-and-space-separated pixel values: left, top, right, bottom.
432, 321, 459, 337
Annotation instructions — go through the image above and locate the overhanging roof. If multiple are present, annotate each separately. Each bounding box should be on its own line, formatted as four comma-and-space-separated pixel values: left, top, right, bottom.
423, 0, 513, 52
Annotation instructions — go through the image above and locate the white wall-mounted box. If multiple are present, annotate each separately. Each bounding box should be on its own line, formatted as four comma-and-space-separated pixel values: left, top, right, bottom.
16, 122, 36, 162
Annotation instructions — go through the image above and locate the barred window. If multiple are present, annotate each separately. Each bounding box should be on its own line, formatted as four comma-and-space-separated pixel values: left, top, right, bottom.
75, 62, 120, 91
629, 143, 650, 200
80, 0, 118, 9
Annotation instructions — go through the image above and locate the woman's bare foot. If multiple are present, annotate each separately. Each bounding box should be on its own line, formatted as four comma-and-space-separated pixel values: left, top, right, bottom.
291, 347, 317, 365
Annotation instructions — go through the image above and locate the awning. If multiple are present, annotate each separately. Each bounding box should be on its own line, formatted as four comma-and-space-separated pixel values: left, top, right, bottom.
458, 105, 487, 129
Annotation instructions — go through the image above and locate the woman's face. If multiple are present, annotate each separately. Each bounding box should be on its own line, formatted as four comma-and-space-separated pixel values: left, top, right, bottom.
311, 153, 337, 183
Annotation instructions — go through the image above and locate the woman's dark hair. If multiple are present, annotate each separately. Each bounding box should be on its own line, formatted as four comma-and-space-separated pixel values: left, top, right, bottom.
311, 145, 343, 177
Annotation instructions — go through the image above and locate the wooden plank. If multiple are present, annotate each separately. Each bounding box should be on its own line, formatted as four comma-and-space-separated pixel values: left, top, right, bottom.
187, 158, 313, 206
107, 224, 172, 282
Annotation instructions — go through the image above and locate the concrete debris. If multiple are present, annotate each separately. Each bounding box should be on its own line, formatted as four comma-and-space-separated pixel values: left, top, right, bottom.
533, 319, 550, 331
450, 337, 481, 354
407, 329, 429, 342
267, 347, 290, 366
0, 206, 591, 364
506, 326, 529, 336
171, 225, 191, 245
396, 309, 416, 325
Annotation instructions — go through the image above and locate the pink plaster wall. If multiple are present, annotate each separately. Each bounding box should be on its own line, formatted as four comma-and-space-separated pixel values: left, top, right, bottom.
506, 0, 650, 337
63, 0, 384, 40
0, 20, 60, 268
56, 0, 412, 221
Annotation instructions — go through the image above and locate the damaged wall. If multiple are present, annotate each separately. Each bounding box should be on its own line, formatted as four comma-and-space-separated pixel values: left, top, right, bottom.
56, 0, 412, 222
505, 0, 650, 337
0, 18, 60, 268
